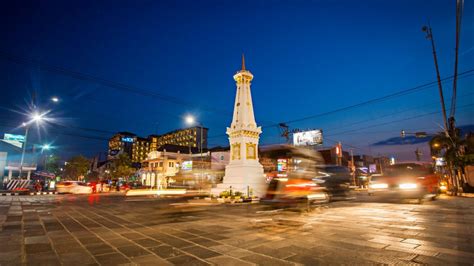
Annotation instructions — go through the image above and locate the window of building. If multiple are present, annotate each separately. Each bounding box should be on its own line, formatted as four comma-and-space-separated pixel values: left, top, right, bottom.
159, 162, 163, 167
169, 162, 174, 167
221, 155, 224, 161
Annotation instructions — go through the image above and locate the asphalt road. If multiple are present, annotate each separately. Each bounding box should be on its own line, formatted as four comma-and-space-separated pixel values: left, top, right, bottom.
0, 192, 473, 265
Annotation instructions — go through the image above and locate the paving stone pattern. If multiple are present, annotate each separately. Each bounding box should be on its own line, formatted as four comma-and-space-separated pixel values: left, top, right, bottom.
0, 194, 473, 265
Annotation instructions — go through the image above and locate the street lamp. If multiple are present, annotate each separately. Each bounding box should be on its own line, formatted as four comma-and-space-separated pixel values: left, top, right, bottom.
51, 96, 59, 103
41, 144, 51, 152
19, 111, 46, 180
185, 115, 204, 190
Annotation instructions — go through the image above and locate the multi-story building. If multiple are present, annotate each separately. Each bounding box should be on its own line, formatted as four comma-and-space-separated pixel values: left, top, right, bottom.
132, 137, 150, 165
151, 126, 208, 150
108, 132, 148, 167
108, 127, 209, 168
108, 132, 135, 159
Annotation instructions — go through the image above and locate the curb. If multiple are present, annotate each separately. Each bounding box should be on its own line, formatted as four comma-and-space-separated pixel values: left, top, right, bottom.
446, 192, 474, 198
0, 191, 58, 196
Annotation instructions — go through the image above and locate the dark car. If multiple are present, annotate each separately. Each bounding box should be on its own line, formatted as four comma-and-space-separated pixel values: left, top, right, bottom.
314, 165, 353, 201
368, 162, 440, 202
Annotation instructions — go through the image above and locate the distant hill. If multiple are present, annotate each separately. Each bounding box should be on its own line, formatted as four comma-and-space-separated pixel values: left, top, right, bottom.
371, 124, 474, 146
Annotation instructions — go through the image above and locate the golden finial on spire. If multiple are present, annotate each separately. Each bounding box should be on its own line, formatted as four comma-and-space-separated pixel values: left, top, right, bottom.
241, 53, 246, 70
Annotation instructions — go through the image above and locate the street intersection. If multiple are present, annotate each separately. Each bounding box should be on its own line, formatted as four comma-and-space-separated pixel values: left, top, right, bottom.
0, 193, 473, 265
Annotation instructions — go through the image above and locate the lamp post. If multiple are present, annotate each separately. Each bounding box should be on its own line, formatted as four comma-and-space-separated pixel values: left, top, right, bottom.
185, 115, 204, 190
18, 124, 30, 179
19, 112, 45, 180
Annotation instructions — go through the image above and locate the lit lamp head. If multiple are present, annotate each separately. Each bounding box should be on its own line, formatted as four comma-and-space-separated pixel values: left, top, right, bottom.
31, 112, 45, 123
51, 97, 59, 103
185, 115, 195, 125
42, 144, 51, 150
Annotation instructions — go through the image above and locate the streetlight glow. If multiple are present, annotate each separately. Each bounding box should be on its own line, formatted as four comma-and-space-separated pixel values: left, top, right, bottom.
51, 96, 59, 102
42, 144, 51, 150
32, 112, 44, 122
185, 115, 195, 125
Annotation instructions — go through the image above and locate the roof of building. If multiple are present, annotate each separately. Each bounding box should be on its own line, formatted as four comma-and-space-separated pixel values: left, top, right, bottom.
155, 126, 209, 137
209, 146, 230, 152
117, 132, 136, 136
156, 144, 206, 154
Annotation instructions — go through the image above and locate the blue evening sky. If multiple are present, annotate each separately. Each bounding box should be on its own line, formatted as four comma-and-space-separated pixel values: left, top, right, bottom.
0, 0, 473, 160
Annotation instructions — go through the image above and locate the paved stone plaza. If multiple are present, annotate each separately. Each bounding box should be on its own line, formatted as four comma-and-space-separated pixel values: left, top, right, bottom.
0, 193, 473, 265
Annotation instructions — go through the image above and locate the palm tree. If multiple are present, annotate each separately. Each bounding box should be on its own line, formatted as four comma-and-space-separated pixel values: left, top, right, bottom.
430, 130, 473, 193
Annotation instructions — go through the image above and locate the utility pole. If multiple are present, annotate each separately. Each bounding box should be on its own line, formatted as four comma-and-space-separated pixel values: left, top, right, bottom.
350, 149, 355, 186
422, 24, 449, 135
449, 0, 464, 132
415, 148, 422, 162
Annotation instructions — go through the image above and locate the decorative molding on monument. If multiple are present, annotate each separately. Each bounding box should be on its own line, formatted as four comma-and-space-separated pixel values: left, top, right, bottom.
231, 143, 241, 160
227, 129, 261, 138
246, 143, 257, 160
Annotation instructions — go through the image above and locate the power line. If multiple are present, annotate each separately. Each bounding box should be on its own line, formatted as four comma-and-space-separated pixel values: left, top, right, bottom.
208, 70, 474, 139
324, 90, 474, 136
264, 69, 474, 127
326, 103, 474, 137
0, 51, 234, 116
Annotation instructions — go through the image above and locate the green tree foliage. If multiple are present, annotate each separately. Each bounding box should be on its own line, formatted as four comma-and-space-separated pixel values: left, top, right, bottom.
45, 154, 60, 175
111, 153, 135, 180
64, 155, 90, 180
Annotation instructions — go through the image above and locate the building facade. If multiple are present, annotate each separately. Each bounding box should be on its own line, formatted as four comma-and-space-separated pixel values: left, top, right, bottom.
108, 127, 209, 167
108, 132, 135, 160
150, 126, 208, 150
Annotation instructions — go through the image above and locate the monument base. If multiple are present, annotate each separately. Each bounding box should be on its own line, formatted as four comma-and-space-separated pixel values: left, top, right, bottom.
211, 161, 267, 198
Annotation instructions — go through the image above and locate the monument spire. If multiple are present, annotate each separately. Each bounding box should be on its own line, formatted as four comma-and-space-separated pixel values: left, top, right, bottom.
211, 56, 266, 198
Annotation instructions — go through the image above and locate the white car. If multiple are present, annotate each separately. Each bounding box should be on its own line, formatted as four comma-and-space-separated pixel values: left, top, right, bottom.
56, 181, 92, 194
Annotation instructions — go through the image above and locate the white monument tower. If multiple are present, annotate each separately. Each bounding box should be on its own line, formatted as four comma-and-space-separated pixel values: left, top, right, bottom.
212, 55, 267, 197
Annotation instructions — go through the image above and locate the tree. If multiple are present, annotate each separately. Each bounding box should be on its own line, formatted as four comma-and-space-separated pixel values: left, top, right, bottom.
430, 130, 472, 192
45, 155, 60, 175
64, 155, 91, 180
110, 153, 135, 180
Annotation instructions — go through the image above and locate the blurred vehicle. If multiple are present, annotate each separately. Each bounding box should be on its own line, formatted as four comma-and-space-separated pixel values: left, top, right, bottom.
368, 162, 439, 202
438, 180, 448, 193
314, 165, 353, 201
261, 145, 328, 209
120, 182, 130, 192
56, 181, 93, 194
263, 175, 329, 209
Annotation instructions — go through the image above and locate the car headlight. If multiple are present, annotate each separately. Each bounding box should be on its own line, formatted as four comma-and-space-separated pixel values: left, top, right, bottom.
369, 183, 388, 189
399, 183, 417, 189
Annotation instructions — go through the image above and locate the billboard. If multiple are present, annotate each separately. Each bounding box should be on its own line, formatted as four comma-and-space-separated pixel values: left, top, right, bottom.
277, 159, 287, 172
181, 161, 193, 171
293, 130, 323, 146
4, 134, 25, 142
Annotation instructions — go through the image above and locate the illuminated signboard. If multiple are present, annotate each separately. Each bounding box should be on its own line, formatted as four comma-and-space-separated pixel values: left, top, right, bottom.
277, 159, 287, 172
121, 137, 134, 143
293, 130, 323, 146
109, 149, 120, 156
4, 133, 25, 142
181, 161, 193, 171
369, 164, 377, 173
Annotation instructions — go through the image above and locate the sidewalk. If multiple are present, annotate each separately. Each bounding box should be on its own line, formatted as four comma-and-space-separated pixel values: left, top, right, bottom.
447, 191, 474, 198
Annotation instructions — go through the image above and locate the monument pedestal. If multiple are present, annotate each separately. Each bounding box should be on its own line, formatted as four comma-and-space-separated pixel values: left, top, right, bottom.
211, 160, 267, 197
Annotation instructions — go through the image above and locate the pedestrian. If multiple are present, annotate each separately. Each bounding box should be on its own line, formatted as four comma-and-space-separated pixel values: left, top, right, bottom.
35, 181, 41, 192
